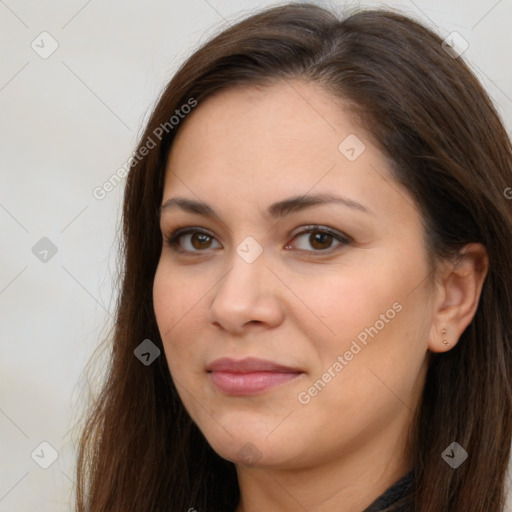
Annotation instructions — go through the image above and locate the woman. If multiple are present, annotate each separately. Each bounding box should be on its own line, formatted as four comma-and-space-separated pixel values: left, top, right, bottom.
76, 3, 512, 511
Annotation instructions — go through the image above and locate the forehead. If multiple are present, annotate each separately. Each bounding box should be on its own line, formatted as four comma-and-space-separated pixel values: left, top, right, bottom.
162, 80, 417, 225
167, 82, 360, 182
168, 81, 353, 172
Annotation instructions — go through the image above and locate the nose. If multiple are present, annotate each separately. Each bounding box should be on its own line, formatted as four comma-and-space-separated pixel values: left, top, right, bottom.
207, 246, 285, 335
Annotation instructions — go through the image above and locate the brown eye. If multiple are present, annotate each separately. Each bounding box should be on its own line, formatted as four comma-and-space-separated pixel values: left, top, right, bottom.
309, 232, 333, 250
190, 233, 213, 250
164, 228, 222, 253
287, 227, 351, 253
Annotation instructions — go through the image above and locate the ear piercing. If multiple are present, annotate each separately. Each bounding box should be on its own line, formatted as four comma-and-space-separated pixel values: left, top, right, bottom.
441, 328, 450, 347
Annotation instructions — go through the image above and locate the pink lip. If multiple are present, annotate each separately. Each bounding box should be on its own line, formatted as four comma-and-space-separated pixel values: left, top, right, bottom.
207, 357, 302, 373
207, 357, 304, 396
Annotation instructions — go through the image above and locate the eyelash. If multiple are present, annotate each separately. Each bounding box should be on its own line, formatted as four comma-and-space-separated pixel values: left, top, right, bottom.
163, 225, 352, 255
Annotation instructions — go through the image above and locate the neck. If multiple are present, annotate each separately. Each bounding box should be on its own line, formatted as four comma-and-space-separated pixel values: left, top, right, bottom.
234, 414, 414, 512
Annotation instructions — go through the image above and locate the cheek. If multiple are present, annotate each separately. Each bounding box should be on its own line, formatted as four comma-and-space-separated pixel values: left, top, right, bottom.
288, 265, 400, 343
288, 250, 429, 367
292, 275, 428, 433
153, 261, 203, 333
153, 264, 199, 368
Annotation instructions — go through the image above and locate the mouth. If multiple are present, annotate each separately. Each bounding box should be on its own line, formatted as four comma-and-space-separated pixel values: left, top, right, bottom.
206, 357, 305, 396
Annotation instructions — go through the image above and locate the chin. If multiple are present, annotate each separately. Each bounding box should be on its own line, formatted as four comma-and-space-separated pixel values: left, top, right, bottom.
200, 425, 299, 469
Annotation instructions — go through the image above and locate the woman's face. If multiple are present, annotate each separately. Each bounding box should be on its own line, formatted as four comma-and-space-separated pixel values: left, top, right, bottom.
153, 81, 435, 472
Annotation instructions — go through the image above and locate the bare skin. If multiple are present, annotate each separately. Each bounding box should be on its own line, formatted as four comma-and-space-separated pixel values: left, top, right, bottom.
153, 80, 488, 512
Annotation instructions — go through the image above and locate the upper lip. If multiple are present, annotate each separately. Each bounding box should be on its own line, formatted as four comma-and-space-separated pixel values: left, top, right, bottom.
207, 357, 302, 373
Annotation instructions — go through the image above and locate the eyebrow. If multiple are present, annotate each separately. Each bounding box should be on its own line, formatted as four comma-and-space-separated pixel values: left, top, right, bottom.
159, 192, 372, 221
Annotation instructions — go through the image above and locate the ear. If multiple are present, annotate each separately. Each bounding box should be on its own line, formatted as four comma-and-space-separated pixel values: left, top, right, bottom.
428, 243, 489, 352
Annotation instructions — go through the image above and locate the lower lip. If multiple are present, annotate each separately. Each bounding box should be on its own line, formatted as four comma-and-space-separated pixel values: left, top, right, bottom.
209, 371, 303, 395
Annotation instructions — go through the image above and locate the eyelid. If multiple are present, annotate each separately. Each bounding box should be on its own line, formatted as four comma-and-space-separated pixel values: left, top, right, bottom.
164, 226, 221, 254
289, 225, 351, 244
163, 225, 351, 254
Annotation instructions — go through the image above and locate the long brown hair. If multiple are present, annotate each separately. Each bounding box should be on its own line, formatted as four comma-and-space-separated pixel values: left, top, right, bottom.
76, 3, 512, 511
